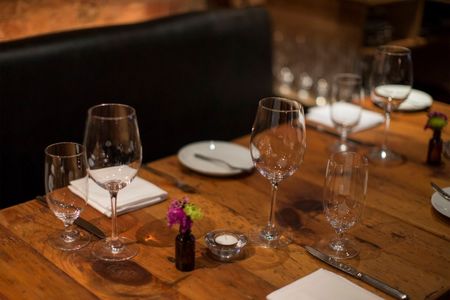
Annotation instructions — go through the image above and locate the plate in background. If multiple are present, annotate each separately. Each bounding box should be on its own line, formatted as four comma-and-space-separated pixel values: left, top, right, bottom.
398, 89, 433, 111
431, 186, 450, 218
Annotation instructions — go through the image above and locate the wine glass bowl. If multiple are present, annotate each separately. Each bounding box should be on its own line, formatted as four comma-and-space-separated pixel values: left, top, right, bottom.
44, 142, 90, 251
330, 73, 363, 152
250, 97, 306, 247
84, 103, 142, 261
322, 151, 368, 259
369, 45, 413, 165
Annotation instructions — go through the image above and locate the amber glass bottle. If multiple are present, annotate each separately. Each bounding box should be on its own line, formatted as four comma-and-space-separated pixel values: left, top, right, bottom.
175, 230, 195, 271
427, 130, 443, 165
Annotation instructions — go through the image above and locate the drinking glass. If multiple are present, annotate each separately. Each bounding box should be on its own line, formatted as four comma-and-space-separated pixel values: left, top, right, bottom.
250, 97, 306, 247
323, 151, 368, 259
44, 142, 90, 251
369, 45, 413, 165
84, 103, 142, 261
330, 73, 363, 152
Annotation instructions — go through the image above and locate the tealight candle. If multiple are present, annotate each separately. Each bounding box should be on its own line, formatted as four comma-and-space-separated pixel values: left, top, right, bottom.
214, 233, 238, 246
205, 230, 247, 261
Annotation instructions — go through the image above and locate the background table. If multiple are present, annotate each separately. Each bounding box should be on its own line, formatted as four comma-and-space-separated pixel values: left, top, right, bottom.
0, 101, 449, 299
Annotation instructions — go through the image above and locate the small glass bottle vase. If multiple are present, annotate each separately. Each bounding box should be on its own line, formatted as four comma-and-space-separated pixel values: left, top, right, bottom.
427, 130, 443, 165
175, 229, 195, 272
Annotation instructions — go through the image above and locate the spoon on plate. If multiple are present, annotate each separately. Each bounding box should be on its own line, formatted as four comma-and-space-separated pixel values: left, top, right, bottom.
431, 182, 450, 201
194, 153, 252, 172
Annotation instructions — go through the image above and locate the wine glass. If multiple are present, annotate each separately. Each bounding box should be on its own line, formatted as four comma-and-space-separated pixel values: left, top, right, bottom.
250, 97, 306, 248
369, 45, 413, 165
44, 142, 90, 251
323, 151, 368, 259
329, 73, 364, 152
84, 103, 142, 261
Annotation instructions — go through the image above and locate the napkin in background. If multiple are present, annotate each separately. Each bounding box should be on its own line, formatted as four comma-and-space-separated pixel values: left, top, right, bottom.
307, 105, 384, 133
69, 176, 167, 217
266, 269, 383, 300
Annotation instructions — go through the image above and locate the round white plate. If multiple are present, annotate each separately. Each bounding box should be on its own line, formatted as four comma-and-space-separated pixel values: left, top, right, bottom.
431, 187, 450, 218
178, 141, 253, 176
398, 89, 433, 111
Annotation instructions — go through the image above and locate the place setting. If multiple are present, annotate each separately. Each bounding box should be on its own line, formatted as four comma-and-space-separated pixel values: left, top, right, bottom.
306, 73, 385, 152
265, 150, 409, 300
43, 104, 154, 260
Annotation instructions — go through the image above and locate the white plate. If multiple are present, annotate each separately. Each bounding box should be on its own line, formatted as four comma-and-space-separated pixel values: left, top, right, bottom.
398, 89, 433, 111
431, 187, 450, 218
178, 141, 253, 176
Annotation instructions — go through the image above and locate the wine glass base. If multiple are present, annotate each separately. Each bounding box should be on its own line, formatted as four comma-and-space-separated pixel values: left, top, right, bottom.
249, 227, 291, 248
48, 230, 90, 251
368, 147, 405, 166
92, 237, 139, 261
318, 237, 359, 259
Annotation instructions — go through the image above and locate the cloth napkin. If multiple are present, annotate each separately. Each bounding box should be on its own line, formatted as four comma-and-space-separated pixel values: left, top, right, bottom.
307, 105, 384, 133
267, 269, 383, 300
69, 176, 167, 217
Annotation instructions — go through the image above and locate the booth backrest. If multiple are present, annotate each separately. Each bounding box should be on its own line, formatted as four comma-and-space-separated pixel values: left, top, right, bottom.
0, 7, 272, 207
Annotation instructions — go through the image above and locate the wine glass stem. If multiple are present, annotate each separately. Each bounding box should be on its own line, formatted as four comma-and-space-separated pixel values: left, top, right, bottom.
340, 128, 348, 146
109, 190, 119, 242
382, 111, 391, 150
62, 223, 77, 243
331, 231, 346, 252
267, 182, 279, 232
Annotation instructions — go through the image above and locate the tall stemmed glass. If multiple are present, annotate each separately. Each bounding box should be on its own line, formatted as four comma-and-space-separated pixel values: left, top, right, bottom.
84, 103, 142, 261
45, 142, 90, 251
330, 73, 364, 152
250, 97, 306, 248
323, 151, 368, 259
369, 45, 413, 164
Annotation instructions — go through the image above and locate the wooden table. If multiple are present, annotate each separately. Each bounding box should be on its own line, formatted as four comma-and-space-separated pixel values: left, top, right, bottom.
0, 101, 449, 299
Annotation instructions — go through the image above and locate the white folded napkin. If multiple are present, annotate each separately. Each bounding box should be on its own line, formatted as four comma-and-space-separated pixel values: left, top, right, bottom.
307, 105, 384, 133
267, 269, 383, 300
69, 176, 167, 217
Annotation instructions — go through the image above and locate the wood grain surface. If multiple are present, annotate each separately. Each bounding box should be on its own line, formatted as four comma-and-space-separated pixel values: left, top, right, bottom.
0, 101, 449, 299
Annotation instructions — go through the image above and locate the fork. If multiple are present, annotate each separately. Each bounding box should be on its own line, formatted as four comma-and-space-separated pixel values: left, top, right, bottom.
431, 182, 450, 201
142, 165, 197, 193
194, 153, 252, 172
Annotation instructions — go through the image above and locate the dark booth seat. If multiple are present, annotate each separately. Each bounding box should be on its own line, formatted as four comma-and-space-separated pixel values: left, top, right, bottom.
0, 7, 272, 207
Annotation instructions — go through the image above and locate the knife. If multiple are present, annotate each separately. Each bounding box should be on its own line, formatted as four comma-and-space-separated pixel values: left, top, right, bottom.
141, 164, 197, 193
305, 246, 408, 300
36, 196, 106, 239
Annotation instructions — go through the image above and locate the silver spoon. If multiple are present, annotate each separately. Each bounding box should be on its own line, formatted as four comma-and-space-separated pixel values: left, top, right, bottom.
431, 182, 450, 201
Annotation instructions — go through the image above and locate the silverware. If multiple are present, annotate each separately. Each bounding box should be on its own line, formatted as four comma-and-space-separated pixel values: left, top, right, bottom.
305, 246, 408, 300
430, 182, 450, 201
141, 164, 197, 193
36, 196, 106, 239
194, 153, 252, 172
306, 123, 377, 147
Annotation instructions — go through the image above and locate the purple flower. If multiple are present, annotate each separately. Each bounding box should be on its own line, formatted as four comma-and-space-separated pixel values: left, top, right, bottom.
167, 197, 193, 233
428, 111, 448, 120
